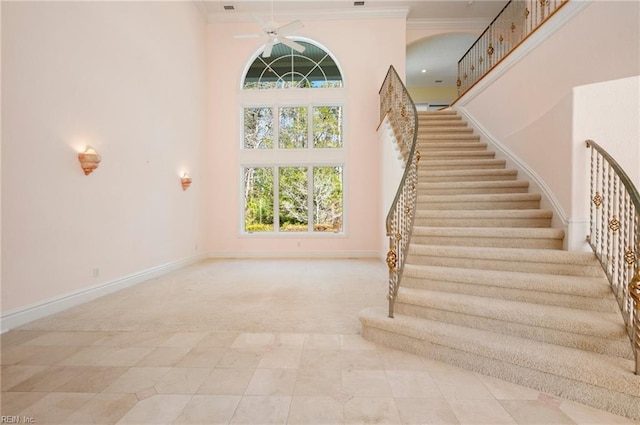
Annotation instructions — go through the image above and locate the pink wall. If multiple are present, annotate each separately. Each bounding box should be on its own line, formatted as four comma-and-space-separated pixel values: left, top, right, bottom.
2, 2, 208, 314
206, 18, 406, 257
457, 1, 639, 250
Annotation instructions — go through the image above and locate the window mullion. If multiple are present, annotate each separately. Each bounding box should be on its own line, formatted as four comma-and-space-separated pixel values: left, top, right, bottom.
308, 166, 314, 232
273, 165, 280, 233
273, 105, 280, 151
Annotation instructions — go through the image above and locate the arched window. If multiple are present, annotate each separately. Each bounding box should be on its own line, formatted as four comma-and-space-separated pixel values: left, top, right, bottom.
239, 39, 346, 234
243, 41, 343, 89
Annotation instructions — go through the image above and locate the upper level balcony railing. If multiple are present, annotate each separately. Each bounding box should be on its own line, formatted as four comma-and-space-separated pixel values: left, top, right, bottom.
457, 0, 568, 95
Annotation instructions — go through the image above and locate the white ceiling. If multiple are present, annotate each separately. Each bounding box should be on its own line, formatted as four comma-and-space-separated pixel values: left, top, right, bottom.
198, 1, 509, 87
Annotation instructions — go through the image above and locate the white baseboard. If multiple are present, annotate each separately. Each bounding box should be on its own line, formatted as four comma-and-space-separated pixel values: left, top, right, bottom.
208, 250, 380, 259
0, 253, 209, 333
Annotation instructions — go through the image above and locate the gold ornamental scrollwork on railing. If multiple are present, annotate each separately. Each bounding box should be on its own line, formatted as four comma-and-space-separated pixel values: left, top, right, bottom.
593, 192, 603, 208
456, 0, 569, 97
586, 139, 640, 375
609, 216, 621, 233
379, 65, 419, 319
625, 248, 637, 266
386, 249, 397, 272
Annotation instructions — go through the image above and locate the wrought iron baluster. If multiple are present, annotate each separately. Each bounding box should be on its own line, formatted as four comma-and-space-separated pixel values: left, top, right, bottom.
379, 66, 419, 319
586, 139, 640, 374
456, 0, 569, 98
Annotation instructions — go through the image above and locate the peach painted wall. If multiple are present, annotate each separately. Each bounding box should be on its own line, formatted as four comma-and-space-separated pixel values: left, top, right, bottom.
206, 18, 406, 257
572, 76, 640, 247
457, 1, 639, 250
2, 2, 208, 313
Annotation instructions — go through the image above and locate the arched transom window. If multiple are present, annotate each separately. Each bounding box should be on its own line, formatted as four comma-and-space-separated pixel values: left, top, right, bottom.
243, 41, 343, 89
239, 39, 346, 235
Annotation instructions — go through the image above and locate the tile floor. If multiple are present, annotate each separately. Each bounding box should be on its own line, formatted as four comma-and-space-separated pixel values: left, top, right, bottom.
1, 329, 638, 425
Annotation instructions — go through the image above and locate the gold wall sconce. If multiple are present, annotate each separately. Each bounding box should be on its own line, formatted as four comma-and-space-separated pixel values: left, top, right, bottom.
181, 173, 192, 191
78, 146, 101, 175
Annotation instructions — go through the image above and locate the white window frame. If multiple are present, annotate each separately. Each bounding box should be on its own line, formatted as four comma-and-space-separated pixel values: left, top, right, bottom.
238, 39, 346, 237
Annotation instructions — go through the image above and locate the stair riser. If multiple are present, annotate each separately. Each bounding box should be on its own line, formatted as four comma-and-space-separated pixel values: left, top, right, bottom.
418, 186, 529, 195
420, 174, 517, 183
406, 253, 603, 277
418, 136, 481, 142
421, 162, 507, 171
410, 235, 563, 249
418, 119, 467, 129
416, 200, 541, 210
413, 218, 551, 227
418, 130, 475, 135
361, 325, 640, 420
422, 153, 496, 160
393, 301, 631, 359
401, 277, 619, 312
420, 144, 488, 151
403, 265, 610, 297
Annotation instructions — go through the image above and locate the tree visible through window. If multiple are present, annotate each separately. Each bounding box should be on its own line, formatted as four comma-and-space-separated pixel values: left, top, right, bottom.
240, 40, 344, 234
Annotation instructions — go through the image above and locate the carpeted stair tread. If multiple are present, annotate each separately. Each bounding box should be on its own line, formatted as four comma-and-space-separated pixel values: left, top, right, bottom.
421, 151, 496, 161
359, 308, 640, 421
418, 127, 474, 134
420, 120, 467, 127
418, 180, 529, 195
394, 290, 632, 359
419, 142, 488, 151
419, 169, 518, 182
418, 110, 457, 115
418, 134, 481, 142
414, 209, 553, 227
395, 288, 628, 341
416, 192, 541, 210
420, 158, 506, 170
402, 264, 611, 297
411, 226, 563, 249
407, 245, 605, 277
413, 226, 563, 240
401, 272, 617, 313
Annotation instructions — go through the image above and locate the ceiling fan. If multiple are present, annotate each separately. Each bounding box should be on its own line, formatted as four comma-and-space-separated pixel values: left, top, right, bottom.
234, 1, 306, 58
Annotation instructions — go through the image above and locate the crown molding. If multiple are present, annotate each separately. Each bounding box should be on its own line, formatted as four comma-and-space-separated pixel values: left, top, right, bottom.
407, 17, 489, 31
206, 7, 410, 23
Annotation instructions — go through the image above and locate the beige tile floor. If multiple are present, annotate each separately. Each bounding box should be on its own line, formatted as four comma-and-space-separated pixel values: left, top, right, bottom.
1, 329, 638, 425
1, 260, 639, 424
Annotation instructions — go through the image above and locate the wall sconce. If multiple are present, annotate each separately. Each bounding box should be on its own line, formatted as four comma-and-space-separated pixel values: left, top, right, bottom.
78, 146, 101, 175
181, 173, 192, 191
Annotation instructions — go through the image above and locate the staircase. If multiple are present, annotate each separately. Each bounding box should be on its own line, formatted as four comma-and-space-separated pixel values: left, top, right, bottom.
360, 110, 640, 420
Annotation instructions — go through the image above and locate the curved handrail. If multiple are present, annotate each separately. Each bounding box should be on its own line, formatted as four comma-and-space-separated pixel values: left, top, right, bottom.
586, 140, 640, 211
378, 65, 419, 318
586, 139, 639, 375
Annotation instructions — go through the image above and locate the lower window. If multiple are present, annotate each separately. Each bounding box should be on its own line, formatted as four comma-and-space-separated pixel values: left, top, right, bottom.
244, 166, 343, 233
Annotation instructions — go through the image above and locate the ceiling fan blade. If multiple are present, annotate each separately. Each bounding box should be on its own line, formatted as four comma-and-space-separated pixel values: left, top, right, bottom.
234, 34, 262, 39
262, 39, 275, 58
277, 20, 303, 35
253, 15, 272, 32
278, 37, 306, 53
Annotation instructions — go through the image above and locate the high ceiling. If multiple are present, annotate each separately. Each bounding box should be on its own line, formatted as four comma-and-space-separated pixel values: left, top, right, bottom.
198, 1, 509, 87
199, 1, 508, 22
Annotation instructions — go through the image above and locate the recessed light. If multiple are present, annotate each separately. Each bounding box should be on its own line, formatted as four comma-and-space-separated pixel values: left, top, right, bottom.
354, 1, 365, 6
223, 5, 235, 10
421, 69, 427, 73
